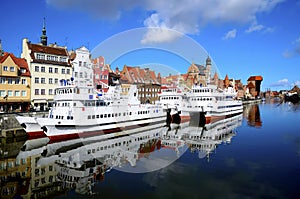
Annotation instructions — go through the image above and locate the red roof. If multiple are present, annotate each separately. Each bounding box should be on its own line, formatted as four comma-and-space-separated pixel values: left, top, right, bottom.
0, 52, 31, 77
247, 76, 263, 81
27, 42, 70, 66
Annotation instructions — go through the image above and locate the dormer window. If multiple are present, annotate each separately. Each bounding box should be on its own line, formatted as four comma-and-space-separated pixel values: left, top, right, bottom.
10, 67, 15, 72
20, 68, 26, 74
36, 53, 45, 60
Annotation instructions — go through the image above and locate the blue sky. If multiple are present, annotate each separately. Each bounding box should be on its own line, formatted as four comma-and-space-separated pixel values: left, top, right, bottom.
1, 0, 300, 91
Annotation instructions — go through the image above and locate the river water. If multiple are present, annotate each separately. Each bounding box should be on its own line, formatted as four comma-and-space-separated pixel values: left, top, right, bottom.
1, 102, 300, 199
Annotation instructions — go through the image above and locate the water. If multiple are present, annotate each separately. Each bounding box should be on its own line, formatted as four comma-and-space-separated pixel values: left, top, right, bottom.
1, 103, 300, 199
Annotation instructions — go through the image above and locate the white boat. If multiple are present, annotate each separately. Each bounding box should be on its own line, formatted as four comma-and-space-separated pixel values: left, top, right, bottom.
158, 86, 190, 124
35, 82, 166, 141
15, 115, 45, 138
183, 84, 243, 124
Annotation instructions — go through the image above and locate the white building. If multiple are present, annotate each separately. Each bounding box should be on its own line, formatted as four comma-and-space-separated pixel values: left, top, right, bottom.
21, 22, 72, 111
69, 46, 93, 87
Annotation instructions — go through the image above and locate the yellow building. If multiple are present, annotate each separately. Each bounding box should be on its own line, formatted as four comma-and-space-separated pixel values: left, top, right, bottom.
0, 52, 31, 112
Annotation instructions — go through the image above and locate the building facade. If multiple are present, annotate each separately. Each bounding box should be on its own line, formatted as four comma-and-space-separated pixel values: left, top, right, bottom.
247, 76, 263, 98
120, 65, 160, 103
0, 53, 31, 112
69, 46, 93, 87
21, 24, 72, 111
185, 57, 211, 88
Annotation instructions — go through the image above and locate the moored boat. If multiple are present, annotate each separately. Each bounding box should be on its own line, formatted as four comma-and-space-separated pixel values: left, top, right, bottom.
158, 86, 190, 124
15, 115, 46, 138
183, 84, 243, 124
35, 82, 166, 141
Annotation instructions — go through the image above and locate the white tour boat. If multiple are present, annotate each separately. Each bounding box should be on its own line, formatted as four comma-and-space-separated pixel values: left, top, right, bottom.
158, 86, 190, 124
15, 114, 46, 138
35, 82, 166, 141
183, 84, 243, 124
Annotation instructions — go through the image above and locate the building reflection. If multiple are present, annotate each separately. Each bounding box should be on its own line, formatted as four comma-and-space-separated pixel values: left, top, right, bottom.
0, 114, 243, 197
243, 104, 262, 127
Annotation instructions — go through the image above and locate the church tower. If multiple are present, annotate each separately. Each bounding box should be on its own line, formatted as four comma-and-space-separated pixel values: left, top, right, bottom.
40, 17, 48, 46
205, 56, 211, 85
0, 39, 3, 56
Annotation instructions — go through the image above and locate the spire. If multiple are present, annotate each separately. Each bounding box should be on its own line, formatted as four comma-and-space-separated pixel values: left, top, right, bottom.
0, 39, 3, 56
40, 17, 48, 46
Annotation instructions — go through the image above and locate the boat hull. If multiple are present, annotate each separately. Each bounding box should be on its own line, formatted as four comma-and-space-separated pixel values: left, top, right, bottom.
15, 116, 46, 138
37, 116, 166, 142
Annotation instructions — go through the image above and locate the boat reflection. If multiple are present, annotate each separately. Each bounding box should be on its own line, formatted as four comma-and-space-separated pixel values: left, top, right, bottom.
0, 113, 243, 198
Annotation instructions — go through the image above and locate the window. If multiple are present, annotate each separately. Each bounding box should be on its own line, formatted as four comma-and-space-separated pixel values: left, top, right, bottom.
67, 69, 70, 74
7, 90, 13, 96
49, 78, 53, 84
37, 53, 45, 60
55, 78, 58, 84
0, 90, 6, 97
79, 72, 83, 78
49, 67, 53, 73
75, 72, 78, 77
21, 79, 26, 84
35, 66, 39, 72
54, 68, 58, 73
3, 66, 9, 71
41, 89, 45, 95
15, 78, 20, 84
79, 61, 82, 66
7, 78, 13, 84
15, 91, 20, 97
61, 68, 65, 74
35, 89, 39, 95
49, 89, 53, 95
10, 66, 15, 72
0, 77, 5, 84
35, 77, 39, 84
41, 66, 45, 72
41, 78, 46, 84
21, 90, 26, 97
60, 57, 67, 62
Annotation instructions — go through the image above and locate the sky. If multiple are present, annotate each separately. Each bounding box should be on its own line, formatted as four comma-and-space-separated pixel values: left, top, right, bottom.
1, 0, 300, 91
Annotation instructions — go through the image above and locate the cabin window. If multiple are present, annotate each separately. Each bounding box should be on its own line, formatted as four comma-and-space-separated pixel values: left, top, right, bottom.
88, 115, 91, 119
104, 114, 107, 118
92, 115, 95, 119
100, 114, 103, 118
96, 115, 99, 118
108, 114, 111, 117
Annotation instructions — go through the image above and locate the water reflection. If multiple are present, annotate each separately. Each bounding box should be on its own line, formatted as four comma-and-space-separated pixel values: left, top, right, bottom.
1, 113, 243, 198
243, 104, 262, 127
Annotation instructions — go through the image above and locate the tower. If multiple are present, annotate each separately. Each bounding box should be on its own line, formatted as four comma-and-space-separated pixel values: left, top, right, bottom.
40, 17, 48, 46
205, 56, 211, 85
0, 39, 3, 56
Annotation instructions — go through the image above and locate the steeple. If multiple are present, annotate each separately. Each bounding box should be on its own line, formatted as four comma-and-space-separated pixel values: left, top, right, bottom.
40, 17, 48, 46
0, 39, 3, 56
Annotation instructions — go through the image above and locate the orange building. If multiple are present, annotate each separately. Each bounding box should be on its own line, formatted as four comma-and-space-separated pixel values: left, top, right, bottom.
0, 52, 31, 112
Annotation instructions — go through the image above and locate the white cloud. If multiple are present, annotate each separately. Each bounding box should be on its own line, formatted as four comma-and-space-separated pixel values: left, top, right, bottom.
47, 0, 285, 43
270, 78, 290, 87
292, 81, 300, 86
223, 29, 237, 40
283, 37, 300, 58
246, 21, 264, 33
